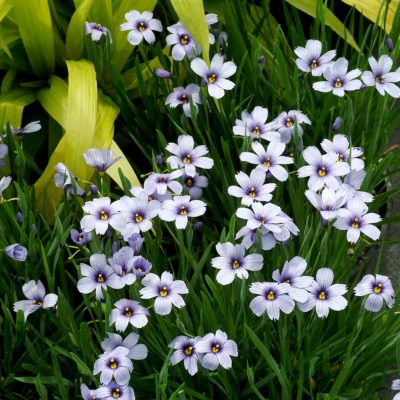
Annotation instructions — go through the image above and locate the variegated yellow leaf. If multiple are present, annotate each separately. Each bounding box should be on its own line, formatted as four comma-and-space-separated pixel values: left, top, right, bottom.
170, 0, 210, 64
0, 89, 36, 129
12, 0, 55, 77
341, 0, 399, 34
285, 0, 360, 52
89, 0, 112, 28
65, 0, 95, 60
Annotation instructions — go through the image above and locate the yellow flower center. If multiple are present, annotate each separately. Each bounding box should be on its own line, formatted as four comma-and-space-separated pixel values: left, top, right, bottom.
185, 178, 193, 187
138, 22, 145, 32
335, 78, 342, 88
180, 35, 189, 45
159, 174, 166, 183
184, 346, 193, 355
181, 94, 188, 104
124, 307, 132, 317
32, 299, 43, 305
183, 155, 191, 164
266, 291, 275, 300
112, 388, 120, 398
263, 157, 271, 167
248, 187, 257, 197
208, 74, 217, 83
351, 217, 359, 228
160, 286, 168, 297
109, 358, 118, 369
135, 213, 143, 223
318, 167, 326, 177
285, 118, 293, 127
337, 154, 344, 162
212, 344, 220, 353
310, 59, 318, 69
97, 273, 105, 283
100, 210, 109, 220
180, 206, 188, 215
375, 75, 383, 83
232, 260, 240, 269
252, 126, 261, 136
318, 291, 326, 300
373, 283, 383, 294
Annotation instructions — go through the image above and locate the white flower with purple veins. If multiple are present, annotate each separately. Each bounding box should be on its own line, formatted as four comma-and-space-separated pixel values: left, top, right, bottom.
272, 257, 314, 303
85, 22, 112, 43
0, 144, 8, 167
271, 110, 311, 144
313, 57, 362, 97
77, 254, 123, 300
169, 335, 202, 376
232, 106, 280, 141
93, 346, 133, 385
182, 173, 208, 199
392, 379, 400, 400
294, 39, 336, 76
97, 381, 135, 400
166, 22, 201, 60
196, 330, 238, 371
249, 282, 295, 320
132, 256, 152, 277
54, 162, 85, 196
228, 169, 275, 206
339, 170, 373, 204
297, 146, 350, 191
334, 198, 381, 243
354, 274, 395, 312
165, 84, 201, 117
5, 243, 28, 261
10, 121, 41, 136
108, 247, 136, 287
236, 202, 287, 232
166, 135, 214, 177
101, 332, 148, 361
321, 134, 364, 171
120, 10, 162, 46
143, 171, 183, 196
114, 194, 161, 238
240, 141, 294, 182
80, 383, 99, 400
159, 195, 206, 229
305, 188, 346, 221
361, 55, 400, 98
109, 299, 149, 331
139, 271, 189, 315
298, 268, 348, 318
211, 242, 263, 285
191, 53, 237, 99
0, 176, 12, 198
81, 197, 125, 235
13, 280, 58, 321
83, 148, 122, 173
130, 185, 171, 206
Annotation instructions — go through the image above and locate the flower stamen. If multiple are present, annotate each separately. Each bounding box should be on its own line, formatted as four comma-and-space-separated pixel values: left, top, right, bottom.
160, 286, 168, 297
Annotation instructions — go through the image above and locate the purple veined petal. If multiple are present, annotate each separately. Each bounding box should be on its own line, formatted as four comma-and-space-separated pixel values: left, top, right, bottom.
315, 300, 330, 318
154, 297, 173, 315
288, 287, 309, 303
332, 87, 345, 97
191, 58, 209, 77
208, 84, 225, 99
219, 61, 237, 78
365, 293, 384, 312
13, 300, 41, 320
266, 300, 280, 320
361, 70, 375, 86
201, 353, 219, 371
269, 165, 289, 181
316, 268, 334, 287
77, 277, 97, 294
129, 343, 148, 360
359, 224, 380, 241
243, 254, 263, 271
327, 295, 347, 311
169, 293, 186, 308
279, 294, 295, 314
249, 296, 268, 316
313, 81, 332, 92
347, 227, 360, 243
42, 294, 58, 308
114, 367, 131, 385
343, 79, 362, 91
216, 269, 235, 285
217, 352, 232, 369
384, 83, 400, 98
99, 368, 113, 385
297, 165, 315, 178
184, 356, 199, 376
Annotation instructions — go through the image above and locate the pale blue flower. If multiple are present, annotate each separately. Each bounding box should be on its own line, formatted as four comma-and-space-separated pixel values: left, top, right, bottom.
120, 10, 162, 45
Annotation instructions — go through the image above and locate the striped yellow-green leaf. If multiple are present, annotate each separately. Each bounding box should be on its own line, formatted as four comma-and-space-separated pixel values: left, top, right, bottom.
0, 0, 12, 22
35, 61, 140, 219
170, 0, 210, 64
285, 0, 360, 52
111, 0, 158, 70
65, 0, 94, 60
12, 0, 56, 77
89, 0, 112, 28
340, 0, 398, 34
0, 89, 36, 129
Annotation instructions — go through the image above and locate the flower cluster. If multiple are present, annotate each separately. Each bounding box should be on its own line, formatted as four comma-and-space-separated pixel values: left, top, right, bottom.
169, 330, 238, 375
295, 39, 400, 98
298, 135, 381, 243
